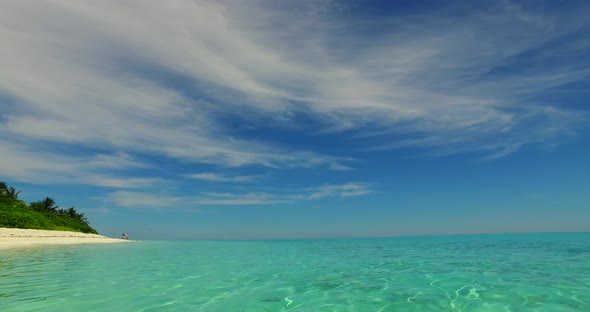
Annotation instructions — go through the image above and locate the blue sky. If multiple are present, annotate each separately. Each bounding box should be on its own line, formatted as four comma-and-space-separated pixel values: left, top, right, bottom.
1, 0, 589, 239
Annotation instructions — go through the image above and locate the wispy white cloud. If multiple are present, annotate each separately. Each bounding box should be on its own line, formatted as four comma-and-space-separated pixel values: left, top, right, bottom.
188, 173, 258, 183
86, 153, 147, 169
300, 183, 372, 200
0, 0, 349, 176
107, 191, 185, 208
328, 163, 353, 171
0, 139, 160, 188
84, 207, 115, 215
0, 0, 588, 190
106, 190, 287, 208
192, 193, 288, 206
85, 176, 161, 189
105, 182, 372, 208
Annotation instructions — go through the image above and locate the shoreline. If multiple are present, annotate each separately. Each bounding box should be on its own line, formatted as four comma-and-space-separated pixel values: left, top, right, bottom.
0, 227, 131, 249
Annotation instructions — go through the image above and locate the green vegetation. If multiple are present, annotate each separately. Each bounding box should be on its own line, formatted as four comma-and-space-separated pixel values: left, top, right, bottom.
0, 181, 98, 234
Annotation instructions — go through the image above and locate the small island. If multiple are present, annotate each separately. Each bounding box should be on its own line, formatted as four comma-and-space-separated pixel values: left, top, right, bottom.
0, 181, 127, 248
1, 181, 97, 233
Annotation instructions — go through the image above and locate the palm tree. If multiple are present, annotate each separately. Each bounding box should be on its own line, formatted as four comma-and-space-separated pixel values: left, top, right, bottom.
67, 207, 77, 218
42, 197, 58, 212
31, 197, 58, 213
6, 187, 20, 199
0, 182, 21, 200
76, 212, 89, 224
64, 207, 89, 224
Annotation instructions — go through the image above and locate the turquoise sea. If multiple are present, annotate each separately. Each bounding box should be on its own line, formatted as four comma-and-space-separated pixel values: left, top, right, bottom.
1, 233, 589, 311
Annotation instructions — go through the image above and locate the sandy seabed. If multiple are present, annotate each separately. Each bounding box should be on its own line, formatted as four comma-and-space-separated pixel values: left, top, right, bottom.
0, 227, 130, 249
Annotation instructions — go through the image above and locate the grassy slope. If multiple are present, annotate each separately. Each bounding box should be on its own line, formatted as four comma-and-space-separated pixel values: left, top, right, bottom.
0, 198, 98, 234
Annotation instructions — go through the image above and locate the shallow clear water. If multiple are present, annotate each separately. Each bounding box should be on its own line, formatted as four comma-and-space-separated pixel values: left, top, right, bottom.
1, 233, 589, 311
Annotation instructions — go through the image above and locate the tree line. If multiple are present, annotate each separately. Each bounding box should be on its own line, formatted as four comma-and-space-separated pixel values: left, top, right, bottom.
1, 181, 91, 227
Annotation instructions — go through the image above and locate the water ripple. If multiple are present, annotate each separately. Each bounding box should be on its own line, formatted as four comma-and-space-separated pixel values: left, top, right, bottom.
0, 233, 589, 311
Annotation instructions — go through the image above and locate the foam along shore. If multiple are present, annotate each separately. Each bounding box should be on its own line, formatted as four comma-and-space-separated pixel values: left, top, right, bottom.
0, 227, 130, 249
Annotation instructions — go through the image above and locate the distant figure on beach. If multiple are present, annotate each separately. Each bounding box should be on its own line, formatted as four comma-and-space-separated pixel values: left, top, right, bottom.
121, 233, 125, 239
125, 233, 129, 240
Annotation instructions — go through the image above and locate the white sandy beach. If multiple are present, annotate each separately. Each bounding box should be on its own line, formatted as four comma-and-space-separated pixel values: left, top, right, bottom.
0, 227, 130, 249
